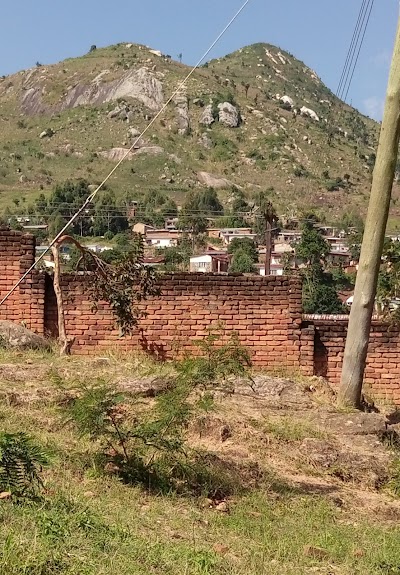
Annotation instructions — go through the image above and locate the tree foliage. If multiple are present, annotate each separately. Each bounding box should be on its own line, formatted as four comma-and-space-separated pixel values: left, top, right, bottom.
57, 233, 160, 339
34, 180, 129, 238
229, 249, 257, 274
85, 234, 160, 335
183, 188, 223, 215
295, 221, 344, 314
228, 238, 258, 262
377, 239, 400, 316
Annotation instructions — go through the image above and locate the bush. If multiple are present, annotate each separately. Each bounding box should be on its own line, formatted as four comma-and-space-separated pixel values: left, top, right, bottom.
0, 433, 49, 498
61, 328, 252, 494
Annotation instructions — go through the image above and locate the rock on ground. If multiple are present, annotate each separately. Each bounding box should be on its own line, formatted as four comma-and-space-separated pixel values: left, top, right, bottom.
200, 104, 215, 126
0, 321, 50, 351
197, 171, 234, 189
218, 102, 240, 127
174, 93, 190, 135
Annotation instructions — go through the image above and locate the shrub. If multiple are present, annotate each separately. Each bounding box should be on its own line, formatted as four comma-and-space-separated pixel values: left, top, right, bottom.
0, 432, 49, 497
61, 328, 252, 494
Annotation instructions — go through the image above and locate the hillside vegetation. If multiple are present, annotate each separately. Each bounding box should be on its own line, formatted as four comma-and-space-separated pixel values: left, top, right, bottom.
0, 41, 399, 228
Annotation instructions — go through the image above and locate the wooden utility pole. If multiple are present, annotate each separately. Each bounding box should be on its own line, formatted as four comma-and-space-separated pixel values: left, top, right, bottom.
262, 200, 277, 276
264, 215, 272, 276
338, 19, 400, 407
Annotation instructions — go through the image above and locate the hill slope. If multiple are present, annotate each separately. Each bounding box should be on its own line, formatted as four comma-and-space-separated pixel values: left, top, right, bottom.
0, 41, 397, 227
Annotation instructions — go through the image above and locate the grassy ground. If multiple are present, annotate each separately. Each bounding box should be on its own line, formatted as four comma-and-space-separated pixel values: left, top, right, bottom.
1, 350, 400, 574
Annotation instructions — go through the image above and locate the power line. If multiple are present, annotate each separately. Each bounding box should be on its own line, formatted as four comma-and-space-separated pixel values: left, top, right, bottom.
336, 0, 375, 102
336, 0, 368, 98
0, 0, 252, 307
344, 0, 375, 103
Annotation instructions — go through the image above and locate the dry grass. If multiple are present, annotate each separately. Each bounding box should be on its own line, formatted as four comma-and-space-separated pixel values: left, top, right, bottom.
1, 350, 400, 574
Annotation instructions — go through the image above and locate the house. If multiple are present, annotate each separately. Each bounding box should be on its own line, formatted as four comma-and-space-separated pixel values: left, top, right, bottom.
219, 228, 257, 245
258, 243, 299, 276
326, 236, 348, 253
133, 222, 156, 235
327, 250, 352, 266
276, 230, 301, 244
190, 251, 230, 273
145, 230, 182, 248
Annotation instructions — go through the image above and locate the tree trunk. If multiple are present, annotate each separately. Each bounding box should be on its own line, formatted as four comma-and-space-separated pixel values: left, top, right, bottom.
51, 244, 74, 356
338, 20, 400, 407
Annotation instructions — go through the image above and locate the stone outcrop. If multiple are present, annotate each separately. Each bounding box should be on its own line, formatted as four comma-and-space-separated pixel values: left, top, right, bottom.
22, 67, 164, 115
218, 102, 240, 127
197, 171, 234, 189
174, 93, 190, 135
200, 104, 215, 126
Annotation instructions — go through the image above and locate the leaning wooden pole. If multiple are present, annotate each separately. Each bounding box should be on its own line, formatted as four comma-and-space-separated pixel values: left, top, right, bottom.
338, 19, 400, 407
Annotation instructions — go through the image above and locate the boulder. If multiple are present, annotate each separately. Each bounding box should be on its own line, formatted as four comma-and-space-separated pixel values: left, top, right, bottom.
39, 128, 54, 139
0, 321, 50, 351
174, 93, 190, 135
200, 104, 215, 126
107, 106, 120, 119
218, 102, 240, 127
128, 127, 141, 138
300, 106, 320, 122
99, 148, 136, 162
99, 146, 165, 162
280, 95, 294, 108
197, 171, 233, 190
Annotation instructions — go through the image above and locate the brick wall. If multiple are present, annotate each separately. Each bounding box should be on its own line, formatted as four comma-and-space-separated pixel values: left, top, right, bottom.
46, 273, 306, 370
2, 228, 400, 404
305, 316, 400, 404
0, 228, 45, 333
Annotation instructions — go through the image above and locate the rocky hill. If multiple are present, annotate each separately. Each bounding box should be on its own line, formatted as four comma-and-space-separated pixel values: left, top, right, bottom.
0, 41, 398, 227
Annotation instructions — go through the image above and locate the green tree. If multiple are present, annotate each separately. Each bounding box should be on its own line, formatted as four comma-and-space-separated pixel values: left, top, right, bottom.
296, 220, 330, 265
228, 237, 258, 262
229, 249, 257, 274
162, 241, 192, 272
376, 238, 400, 313
183, 188, 223, 216
91, 192, 129, 237
295, 221, 344, 314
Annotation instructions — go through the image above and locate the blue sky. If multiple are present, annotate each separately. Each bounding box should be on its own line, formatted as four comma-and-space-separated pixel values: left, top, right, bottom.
1, 0, 396, 120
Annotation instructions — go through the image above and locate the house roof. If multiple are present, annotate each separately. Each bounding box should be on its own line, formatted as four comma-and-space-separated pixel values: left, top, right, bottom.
146, 230, 182, 240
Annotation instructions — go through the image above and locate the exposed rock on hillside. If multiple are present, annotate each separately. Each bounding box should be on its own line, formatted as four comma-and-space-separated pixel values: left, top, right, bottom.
22, 66, 164, 115
300, 106, 320, 122
218, 102, 240, 128
174, 93, 190, 135
99, 145, 181, 163
197, 171, 234, 189
200, 104, 215, 127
